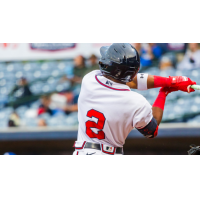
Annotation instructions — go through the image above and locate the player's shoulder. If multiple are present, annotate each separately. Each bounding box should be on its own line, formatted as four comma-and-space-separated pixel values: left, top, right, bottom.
128, 90, 146, 100
85, 70, 101, 77
82, 70, 101, 82
128, 90, 150, 107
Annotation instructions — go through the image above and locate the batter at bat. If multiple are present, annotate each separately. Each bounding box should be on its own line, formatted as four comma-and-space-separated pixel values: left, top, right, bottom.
73, 43, 196, 155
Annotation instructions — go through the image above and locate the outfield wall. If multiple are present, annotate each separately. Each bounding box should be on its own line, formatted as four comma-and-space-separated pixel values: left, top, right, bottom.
0, 124, 199, 155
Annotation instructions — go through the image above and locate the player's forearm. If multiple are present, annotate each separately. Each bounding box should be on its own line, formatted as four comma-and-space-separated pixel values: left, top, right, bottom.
128, 74, 196, 93
144, 75, 171, 89
152, 107, 163, 126
127, 74, 171, 90
152, 89, 167, 125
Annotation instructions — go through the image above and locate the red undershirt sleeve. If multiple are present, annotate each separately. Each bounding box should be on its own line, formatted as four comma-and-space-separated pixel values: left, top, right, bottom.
153, 76, 171, 88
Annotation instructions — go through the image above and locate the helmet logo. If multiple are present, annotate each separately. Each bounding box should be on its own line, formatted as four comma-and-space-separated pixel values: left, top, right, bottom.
115, 71, 121, 77
125, 75, 131, 82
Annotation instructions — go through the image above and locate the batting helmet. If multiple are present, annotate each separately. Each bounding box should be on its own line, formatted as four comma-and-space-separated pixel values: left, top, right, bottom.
99, 43, 140, 83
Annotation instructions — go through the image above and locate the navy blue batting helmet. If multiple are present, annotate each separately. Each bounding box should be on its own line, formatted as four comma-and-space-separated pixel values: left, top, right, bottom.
99, 43, 140, 83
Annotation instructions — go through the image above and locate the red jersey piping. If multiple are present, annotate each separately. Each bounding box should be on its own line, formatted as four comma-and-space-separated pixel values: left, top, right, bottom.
95, 75, 130, 91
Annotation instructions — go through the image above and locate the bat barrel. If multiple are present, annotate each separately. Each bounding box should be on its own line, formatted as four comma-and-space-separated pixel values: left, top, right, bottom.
191, 85, 200, 90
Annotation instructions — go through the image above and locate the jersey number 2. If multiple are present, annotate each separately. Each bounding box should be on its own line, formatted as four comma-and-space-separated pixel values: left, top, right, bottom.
85, 109, 106, 140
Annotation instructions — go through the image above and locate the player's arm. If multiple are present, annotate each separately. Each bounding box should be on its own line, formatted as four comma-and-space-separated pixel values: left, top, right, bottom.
126, 74, 154, 89
126, 73, 196, 93
136, 87, 176, 139
151, 87, 171, 125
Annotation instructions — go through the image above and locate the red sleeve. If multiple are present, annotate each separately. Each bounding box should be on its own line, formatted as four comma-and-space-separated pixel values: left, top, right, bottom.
154, 76, 171, 88
152, 90, 167, 111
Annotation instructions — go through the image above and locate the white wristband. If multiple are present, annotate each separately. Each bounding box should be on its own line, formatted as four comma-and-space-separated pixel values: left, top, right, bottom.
137, 73, 148, 90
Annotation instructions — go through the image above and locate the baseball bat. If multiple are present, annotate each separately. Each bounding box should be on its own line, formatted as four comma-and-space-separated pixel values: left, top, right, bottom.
191, 85, 200, 90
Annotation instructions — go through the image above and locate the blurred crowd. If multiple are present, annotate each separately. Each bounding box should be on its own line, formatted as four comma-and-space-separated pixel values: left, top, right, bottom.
2, 43, 200, 128
5, 54, 99, 128
132, 43, 200, 70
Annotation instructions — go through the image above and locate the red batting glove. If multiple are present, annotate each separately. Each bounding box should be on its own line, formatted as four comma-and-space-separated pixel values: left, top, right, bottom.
159, 86, 179, 96
169, 76, 196, 93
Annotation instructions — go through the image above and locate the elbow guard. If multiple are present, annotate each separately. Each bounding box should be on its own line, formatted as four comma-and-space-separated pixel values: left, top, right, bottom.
136, 117, 159, 139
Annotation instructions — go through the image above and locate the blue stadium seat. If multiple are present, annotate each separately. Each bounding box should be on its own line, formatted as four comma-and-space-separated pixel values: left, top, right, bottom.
0, 87, 9, 96
45, 61, 57, 69
15, 71, 24, 79
33, 71, 42, 78
23, 63, 34, 72
24, 118, 37, 127
48, 116, 60, 127
0, 111, 8, 121
1, 108, 14, 118
0, 71, 5, 79
175, 70, 183, 76
65, 115, 78, 126
30, 82, 43, 94
26, 73, 35, 82
57, 62, 66, 72
0, 63, 6, 70
51, 70, 60, 77
0, 79, 7, 87
187, 115, 200, 124
47, 77, 57, 85
0, 119, 7, 128
15, 106, 29, 117
6, 64, 15, 73
38, 113, 51, 121
30, 100, 41, 109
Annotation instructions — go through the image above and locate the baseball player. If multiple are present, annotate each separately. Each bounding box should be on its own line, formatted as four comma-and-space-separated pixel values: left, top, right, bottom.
73, 43, 196, 155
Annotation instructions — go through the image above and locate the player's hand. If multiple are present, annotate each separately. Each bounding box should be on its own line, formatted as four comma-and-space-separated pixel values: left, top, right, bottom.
169, 76, 196, 93
159, 87, 179, 96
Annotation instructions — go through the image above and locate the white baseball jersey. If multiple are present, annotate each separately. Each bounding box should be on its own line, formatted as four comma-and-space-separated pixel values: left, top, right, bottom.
76, 70, 153, 148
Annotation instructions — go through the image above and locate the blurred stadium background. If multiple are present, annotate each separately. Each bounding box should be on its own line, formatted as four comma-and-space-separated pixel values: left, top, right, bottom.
0, 43, 200, 155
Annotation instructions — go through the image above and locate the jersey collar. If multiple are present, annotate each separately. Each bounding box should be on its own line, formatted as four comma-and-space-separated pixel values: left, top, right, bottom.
95, 75, 130, 91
